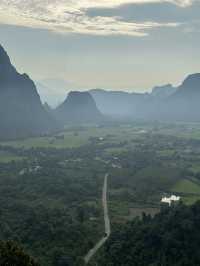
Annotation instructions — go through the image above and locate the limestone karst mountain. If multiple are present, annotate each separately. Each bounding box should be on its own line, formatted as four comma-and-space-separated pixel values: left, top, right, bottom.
0, 44, 59, 140
55, 91, 103, 124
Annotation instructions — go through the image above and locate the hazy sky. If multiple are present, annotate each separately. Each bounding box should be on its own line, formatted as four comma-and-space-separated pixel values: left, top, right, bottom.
0, 0, 199, 93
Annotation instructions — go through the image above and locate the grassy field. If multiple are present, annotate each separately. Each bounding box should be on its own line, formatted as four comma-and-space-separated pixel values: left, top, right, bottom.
172, 179, 200, 194
109, 200, 130, 223
2, 123, 200, 149
0, 151, 24, 163
0, 125, 147, 149
0, 132, 87, 149
183, 195, 200, 205
172, 179, 200, 205
190, 164, 200, 174
105, 147, 128, 155
128, 207, 159, 219
158, 149, 175, 156
157, 123, 200, 140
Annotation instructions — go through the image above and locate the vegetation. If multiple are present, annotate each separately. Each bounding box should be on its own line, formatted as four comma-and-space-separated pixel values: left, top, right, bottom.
0, 145, 106, 265
0, 241, 39, 266
1, 122, 200, 264
0, 151, 24, 163
172, 179, 200, 194
98, 202, 200, 266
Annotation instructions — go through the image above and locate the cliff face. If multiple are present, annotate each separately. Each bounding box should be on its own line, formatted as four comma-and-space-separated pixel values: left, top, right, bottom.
0, 44, 59, 140
161, 73, 200, 121
151, 84, 176, 99
174, 73, 200, 98
55, 91, 103, 124
90, 74, 200, 122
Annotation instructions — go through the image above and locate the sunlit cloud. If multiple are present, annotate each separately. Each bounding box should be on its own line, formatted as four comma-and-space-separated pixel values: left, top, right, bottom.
0, 0, 192, 36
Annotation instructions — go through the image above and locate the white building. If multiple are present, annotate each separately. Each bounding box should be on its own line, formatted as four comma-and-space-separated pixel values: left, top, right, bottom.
161, 195, 180, 206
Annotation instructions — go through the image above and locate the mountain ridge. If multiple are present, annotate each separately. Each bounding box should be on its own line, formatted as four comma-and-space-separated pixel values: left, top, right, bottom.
0, 44, 60, 140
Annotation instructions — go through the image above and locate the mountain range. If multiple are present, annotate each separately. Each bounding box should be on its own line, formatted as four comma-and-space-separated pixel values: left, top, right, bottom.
89, 83, 177, 118
89, 89, 148, 118
1, 43, 200, 140
90, 75, 200, 121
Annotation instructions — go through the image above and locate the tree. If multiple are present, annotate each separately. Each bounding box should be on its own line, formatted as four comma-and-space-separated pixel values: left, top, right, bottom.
77, 207, 85, 224
98, 202, 200, 266
0, 241, 39, 266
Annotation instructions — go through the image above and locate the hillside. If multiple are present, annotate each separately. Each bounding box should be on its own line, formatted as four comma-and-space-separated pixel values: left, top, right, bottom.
98, 202, 200, 266
89, 86, 176, 119
151, 84, 176, 99
90, 89, 148, 117
160, 73, 200, 121
0, 44, 59, 140
55, 91, 103, 124
175, 73, 200, 97
90, 75, 200, 122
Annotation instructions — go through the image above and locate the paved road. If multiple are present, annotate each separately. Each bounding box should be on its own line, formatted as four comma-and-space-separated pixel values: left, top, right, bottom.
84, 173, 110, 264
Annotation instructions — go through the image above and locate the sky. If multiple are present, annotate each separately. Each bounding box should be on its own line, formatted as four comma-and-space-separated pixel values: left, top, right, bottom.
0, 0, 199, 103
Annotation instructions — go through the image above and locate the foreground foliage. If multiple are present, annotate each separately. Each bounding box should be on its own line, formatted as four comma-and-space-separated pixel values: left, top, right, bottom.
0, 241, 39, 266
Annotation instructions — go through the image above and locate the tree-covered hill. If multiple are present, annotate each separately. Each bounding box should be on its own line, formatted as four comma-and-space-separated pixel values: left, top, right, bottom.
99, 202, 200, 266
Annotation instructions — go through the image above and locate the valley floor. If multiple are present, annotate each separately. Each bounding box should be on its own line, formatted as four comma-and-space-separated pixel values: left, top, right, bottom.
1, 121, 200, 264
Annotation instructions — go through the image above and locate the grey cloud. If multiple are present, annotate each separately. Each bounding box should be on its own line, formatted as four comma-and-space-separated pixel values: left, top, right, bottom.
0, 0, 193, 36
86, 1, 200, 24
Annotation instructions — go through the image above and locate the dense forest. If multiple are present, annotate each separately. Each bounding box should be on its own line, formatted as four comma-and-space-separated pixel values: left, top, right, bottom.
0, 144, 107, 265
98, 202, 200, 266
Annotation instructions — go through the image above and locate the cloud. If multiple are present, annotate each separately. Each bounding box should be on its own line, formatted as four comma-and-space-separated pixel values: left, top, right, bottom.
87, 0, 200, 24
0, 0, 193, 36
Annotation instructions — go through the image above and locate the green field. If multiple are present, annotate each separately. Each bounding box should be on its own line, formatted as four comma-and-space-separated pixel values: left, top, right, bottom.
105, 147, 128, 155
128, 207, 159, 219
0, 151, 24, 163
183, 195, 200, 205
0, 125, 147, 149
172, 179, 200, 205
172, 179, 200, 194
190, 164, 200, 174
0, 132, 87, 149
157, 123, 200, 140
158, 149, 175, 156
2, 122, 200, 149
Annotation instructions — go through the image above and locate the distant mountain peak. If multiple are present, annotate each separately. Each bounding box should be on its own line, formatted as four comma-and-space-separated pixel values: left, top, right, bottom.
0, 44, 16, 76
55, 91, 102, 123
66, 91, 97, 106
152, 84, 173, 91
172, 73, 200, 100
0, 44, 11, 65
182, 73, 200, 88
151, 84, 176, 99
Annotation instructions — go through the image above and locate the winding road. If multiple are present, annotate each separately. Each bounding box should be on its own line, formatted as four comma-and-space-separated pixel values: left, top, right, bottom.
84, 173, 111, 264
